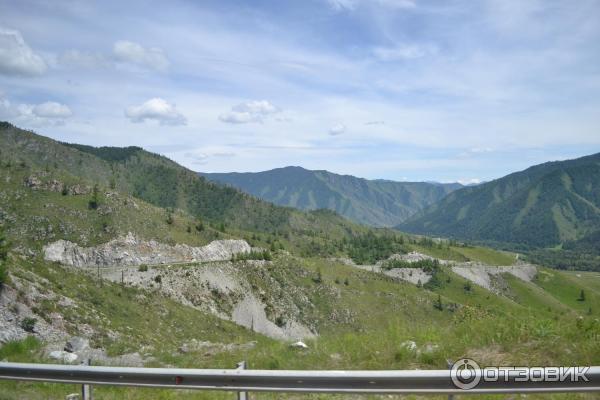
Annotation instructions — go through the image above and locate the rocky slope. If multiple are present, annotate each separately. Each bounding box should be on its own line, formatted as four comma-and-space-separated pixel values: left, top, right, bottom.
43, 233, 251, 267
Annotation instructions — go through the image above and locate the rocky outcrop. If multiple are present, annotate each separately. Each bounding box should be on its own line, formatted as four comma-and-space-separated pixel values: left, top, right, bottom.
43, 233, 251, 267
451, 263, 537, 292
99, 261, 316, 341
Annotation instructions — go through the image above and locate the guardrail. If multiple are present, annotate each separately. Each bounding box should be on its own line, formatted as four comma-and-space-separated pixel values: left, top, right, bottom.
1, 362, 599, 398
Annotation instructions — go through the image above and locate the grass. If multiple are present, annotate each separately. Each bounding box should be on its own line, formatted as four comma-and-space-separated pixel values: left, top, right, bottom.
2, 256, 600, 399
451, 246, 516, 265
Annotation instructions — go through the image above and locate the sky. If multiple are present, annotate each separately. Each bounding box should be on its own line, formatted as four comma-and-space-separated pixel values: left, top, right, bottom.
1, 0, 599, 184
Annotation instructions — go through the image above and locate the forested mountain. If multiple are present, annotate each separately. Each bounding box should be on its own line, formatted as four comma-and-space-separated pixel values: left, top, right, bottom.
200, 167, 461, 227
399, 152, 600, 250
0, 122, 368, 254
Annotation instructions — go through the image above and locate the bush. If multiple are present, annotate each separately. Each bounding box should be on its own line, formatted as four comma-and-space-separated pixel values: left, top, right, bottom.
88, 184, 99, 210
138, 264, 148, 272
20, 317, 36, 333
0, 224, 8, 286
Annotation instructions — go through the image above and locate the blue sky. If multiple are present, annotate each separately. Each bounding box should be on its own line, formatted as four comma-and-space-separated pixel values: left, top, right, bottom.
1, 0, 599, 184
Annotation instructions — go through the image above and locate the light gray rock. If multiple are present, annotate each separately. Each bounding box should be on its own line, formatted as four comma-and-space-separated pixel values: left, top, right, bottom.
43, 233, 252, 267
49, 350, 78, 363
64, 337, 89, 353
290, 341, 308, 349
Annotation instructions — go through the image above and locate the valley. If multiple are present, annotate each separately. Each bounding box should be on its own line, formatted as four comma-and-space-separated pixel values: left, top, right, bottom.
0, 123, 599, 399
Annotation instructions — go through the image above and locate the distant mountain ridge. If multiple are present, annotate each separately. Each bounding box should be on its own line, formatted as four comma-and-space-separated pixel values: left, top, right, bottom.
200, 166, 462, 227
399, 152, 600, 248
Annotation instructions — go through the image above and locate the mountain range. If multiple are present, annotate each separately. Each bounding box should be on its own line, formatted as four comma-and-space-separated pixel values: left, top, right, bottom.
399, 152, 600, 251
200, 167, 461, 227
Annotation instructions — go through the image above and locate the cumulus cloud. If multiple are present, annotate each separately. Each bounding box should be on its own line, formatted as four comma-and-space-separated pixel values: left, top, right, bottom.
329, 123, 346, 135
0, 28, 47, 76
125, 98, 186, 125
113, 40, 169, 71
0, 97, 71, 126
373, 43, 437, 61
185, 150, 236, 165
219, 100, 280, 124
32, 102, 73, 118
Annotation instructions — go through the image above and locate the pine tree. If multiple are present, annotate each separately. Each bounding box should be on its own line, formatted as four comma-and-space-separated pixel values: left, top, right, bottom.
0, 224, 9, 286
578, 289, 586, 302
434, 294, 443, 311
88, 184, 99, 210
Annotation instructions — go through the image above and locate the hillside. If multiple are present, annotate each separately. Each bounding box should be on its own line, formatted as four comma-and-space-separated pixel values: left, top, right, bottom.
0, 122, 373, 254
1, 122, 600, 399
399, 152, 600, 269
201, 167, 461, 227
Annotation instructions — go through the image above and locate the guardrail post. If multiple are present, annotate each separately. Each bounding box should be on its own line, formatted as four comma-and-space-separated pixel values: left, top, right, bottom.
447, 359, 454, 400
81, 359, 92, 400
236, 361, 247, 400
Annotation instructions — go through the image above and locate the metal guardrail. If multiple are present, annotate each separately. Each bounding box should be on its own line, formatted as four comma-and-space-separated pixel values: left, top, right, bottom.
0, 362, 599, 396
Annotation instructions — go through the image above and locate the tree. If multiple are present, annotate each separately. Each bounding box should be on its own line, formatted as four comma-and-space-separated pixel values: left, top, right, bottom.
88, 184, 99, 210
434, 294, 443, 311
0, 224, 8, 286
577, 289, 586, 302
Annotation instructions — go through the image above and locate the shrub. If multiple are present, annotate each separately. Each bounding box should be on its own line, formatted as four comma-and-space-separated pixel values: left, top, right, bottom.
138, 264, 148, 272
88, 184, 99, 210
154, 275, 162, 284
20, 317, 36, 333
0, 224, 8, 286
312, 268, 323, 284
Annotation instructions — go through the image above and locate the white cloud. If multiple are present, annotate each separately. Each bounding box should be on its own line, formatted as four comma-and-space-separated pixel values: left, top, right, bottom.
456, 178, 482, 185
0, 97, 71, 126
373, 43, 437, 61
365, 120, 385, 125
329, 123, 346, 135
125, 98, 186, 125
113, 40, 169, 71
185, 149, 236, 165
59, 50, 109, 69
32, 102, 73, 118
219, 100, 280, 124
0, 28, 47, 76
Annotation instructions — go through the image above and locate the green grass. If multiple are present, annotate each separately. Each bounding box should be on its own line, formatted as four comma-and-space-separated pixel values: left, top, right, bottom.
534, 268, 600, 313
451, 246, 516, 265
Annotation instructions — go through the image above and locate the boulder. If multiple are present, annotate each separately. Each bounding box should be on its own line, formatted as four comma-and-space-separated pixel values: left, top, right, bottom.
64, 337, 89, 353
49, 350, 78, 363
290, 341, 308, 349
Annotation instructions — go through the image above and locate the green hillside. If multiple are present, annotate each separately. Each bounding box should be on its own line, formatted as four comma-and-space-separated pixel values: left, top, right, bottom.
201, 166, 461, 227
0, 122, 373, 252
2, 122, 600, 399
399, 152, 600, 269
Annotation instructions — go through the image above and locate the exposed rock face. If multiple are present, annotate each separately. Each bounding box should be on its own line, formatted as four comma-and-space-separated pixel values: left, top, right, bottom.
99, 261, 316, 341
43, 233, 251, 267
451, 263, 537, 292
383, 268, 432, 285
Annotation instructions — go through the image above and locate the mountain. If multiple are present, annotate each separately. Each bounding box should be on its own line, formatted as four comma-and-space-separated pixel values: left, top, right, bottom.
399, 153, 600, 249
2, 121, 600, 400
200, 166, 462, 227
0, 122, 371, 256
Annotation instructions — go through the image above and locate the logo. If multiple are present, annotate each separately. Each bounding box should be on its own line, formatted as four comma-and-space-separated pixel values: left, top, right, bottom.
450, 358, 481, 390
450, 358, 590, 390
